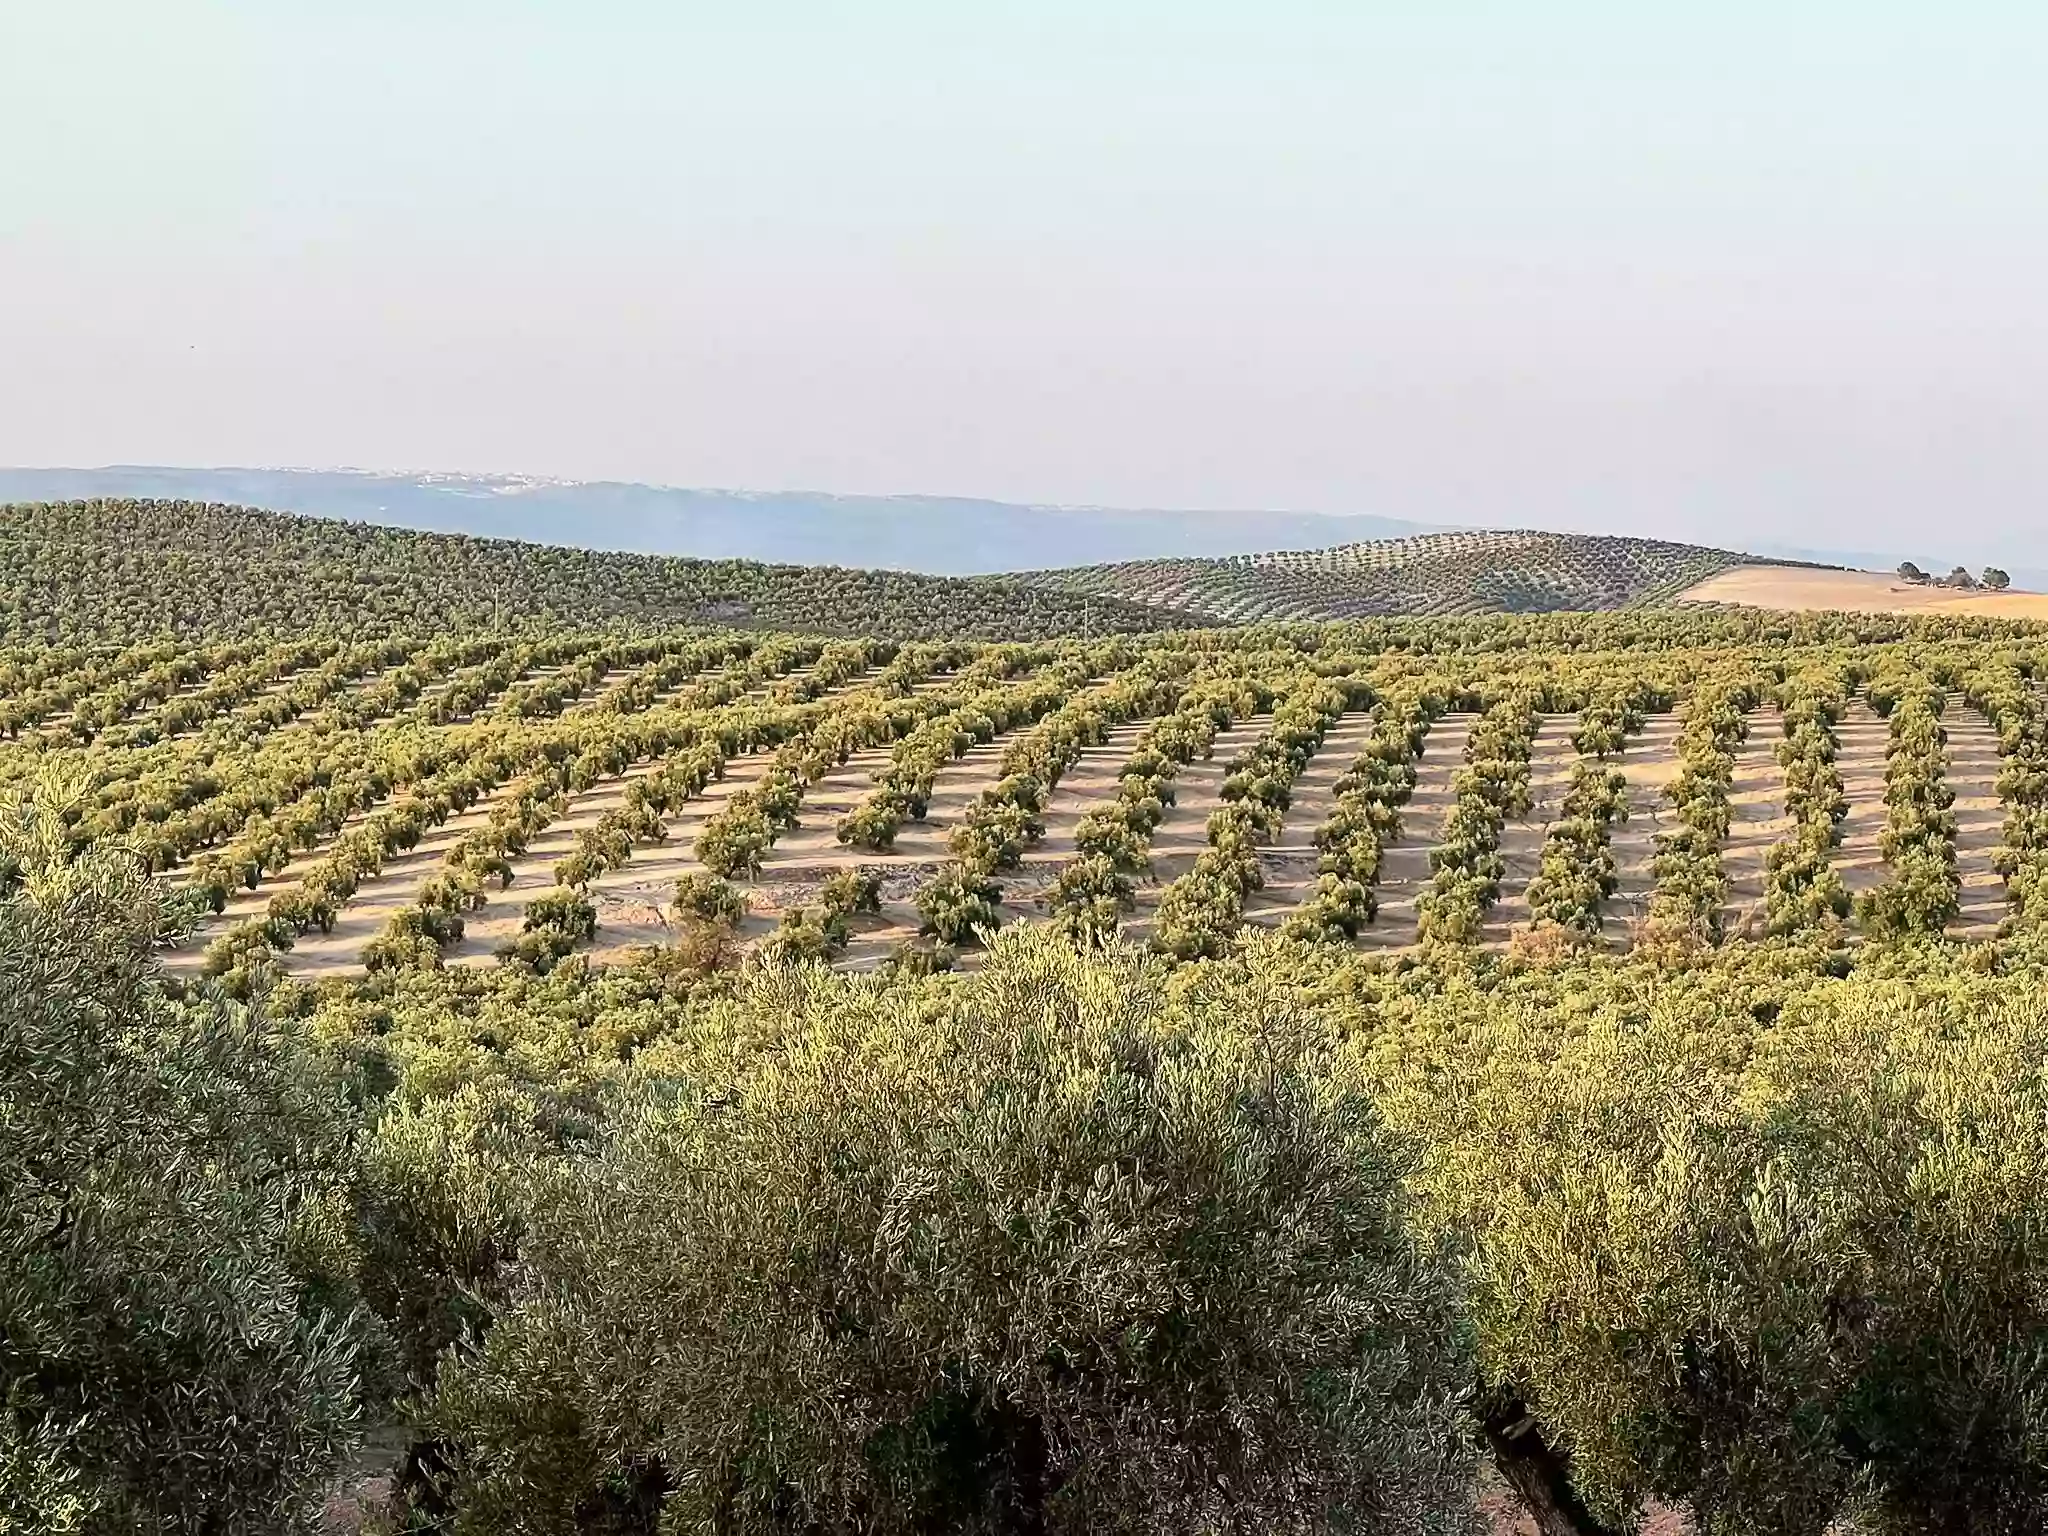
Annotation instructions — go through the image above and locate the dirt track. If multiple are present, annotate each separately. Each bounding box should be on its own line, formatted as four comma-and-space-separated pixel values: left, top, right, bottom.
1720, 713, 1787, 938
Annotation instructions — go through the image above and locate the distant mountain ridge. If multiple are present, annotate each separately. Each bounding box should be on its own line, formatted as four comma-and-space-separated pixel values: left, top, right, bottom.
0, 467, 1439, 576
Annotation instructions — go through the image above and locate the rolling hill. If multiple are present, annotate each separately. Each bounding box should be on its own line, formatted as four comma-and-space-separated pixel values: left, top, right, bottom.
0, 499, 1188, 644
1009, 528, 1818, 622
0, 500, 1856, 645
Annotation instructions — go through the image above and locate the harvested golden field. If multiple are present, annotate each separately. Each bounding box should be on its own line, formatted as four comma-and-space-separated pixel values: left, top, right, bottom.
1681, 564, 2048, 617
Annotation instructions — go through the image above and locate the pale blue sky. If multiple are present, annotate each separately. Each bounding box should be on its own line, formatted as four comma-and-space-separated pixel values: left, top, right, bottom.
3, 3, 2044, 555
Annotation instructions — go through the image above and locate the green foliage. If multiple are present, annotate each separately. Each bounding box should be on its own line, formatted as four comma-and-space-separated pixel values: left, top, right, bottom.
0, 775, 369, 1532
671, 871, 748, 926
1153, 674, 1353, 958
1376, 972, 2048, 1535
1764, 668, 1854, 938
1048, 667, 1268, 938
1648, 668, 1762, 944
500, 887, 598, 972
420, 932, 1477, 1535
1047, 853, 1137, 946
1520, 760, 1629, 941
818, 866, 883, 917
19, 594, 2048, 1531
1858, 677, 1961, 937
915, 867, 1006, 946
760, 904, 851, 962
1416, 695, 1538, 945
1287, 695, 1434, 943
0, 499, 1185, 642
832, 646, 1070, 852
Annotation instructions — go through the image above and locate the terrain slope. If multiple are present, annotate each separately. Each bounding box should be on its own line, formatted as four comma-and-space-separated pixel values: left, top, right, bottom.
1012, 529, 1812, 622
0, 499, 1187, 643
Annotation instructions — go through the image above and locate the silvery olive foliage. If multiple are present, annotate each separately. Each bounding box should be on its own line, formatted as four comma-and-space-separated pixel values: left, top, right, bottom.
420, 928, 1479, 1536
0, 774, 370, 1534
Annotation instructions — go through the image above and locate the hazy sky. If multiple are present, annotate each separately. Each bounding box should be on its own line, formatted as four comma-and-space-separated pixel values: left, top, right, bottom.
4, 3, 2044, 555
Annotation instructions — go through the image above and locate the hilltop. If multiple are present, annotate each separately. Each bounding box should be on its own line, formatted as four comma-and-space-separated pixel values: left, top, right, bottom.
1009, 528, 1814, 622
0, 499, 1187, 644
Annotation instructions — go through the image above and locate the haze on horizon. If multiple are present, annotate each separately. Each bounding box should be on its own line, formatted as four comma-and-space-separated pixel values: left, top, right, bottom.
3, 2, 2044, 563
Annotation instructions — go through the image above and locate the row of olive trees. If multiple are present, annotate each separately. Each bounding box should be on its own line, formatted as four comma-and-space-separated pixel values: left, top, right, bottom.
1, 776, 1476, 1536
16, 763, 2048, 1536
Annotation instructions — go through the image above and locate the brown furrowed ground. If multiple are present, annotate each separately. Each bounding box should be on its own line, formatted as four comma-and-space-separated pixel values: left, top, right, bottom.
579, 675, 1033, 967
1356, 713, 1474, 951
282, 778, 538, 978
574, 751, 791, 960
468, 665, 869, 965
166, 659, 753, 973
822, 733, 1029, 967
985, 719, 1156, 935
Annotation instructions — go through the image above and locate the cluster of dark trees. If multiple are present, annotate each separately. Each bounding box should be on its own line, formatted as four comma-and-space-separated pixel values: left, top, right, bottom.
1897, 560, 2012, 590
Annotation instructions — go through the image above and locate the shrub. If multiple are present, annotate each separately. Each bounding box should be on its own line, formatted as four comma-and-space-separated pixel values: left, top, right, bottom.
759, 904, 849, 963
1378, 976, 2048, 1535
420, 931, 1477, 1534
819, 866, 884, 917
915, 867, 1005, 946
0, 777, 369, 1532
671, 871, 748, 926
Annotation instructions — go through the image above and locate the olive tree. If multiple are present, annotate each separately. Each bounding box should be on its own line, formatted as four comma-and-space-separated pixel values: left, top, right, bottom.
1376, 976, 2048, 1536
0, 776, 371, 1534
420, 928, 1478, 1535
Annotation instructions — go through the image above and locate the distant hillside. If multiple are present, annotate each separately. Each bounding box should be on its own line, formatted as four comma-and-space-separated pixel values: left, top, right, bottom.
0, 499, 1188, 644
1011, 529, 1817, 622
0, 467, 1436, 575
